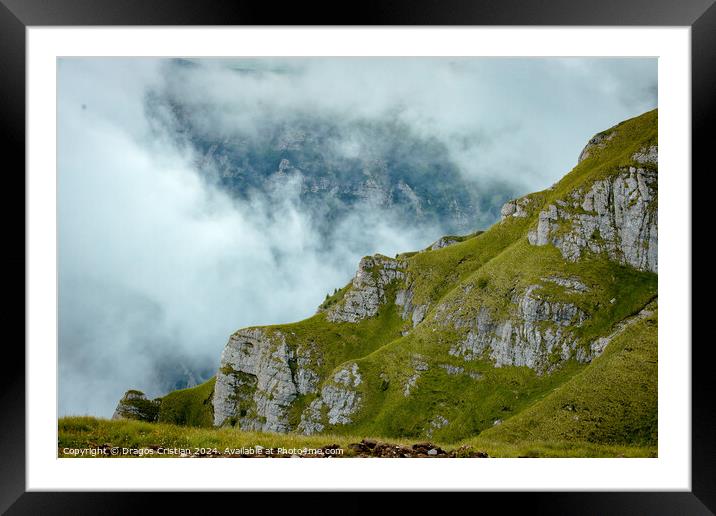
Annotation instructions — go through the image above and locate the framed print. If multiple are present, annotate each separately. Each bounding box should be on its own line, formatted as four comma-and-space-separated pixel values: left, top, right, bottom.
4, 0, 711, 512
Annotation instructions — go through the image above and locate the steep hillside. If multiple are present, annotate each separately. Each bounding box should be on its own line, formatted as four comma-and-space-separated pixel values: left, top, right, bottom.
472, 302, 657, 448
113, 109, 658, 449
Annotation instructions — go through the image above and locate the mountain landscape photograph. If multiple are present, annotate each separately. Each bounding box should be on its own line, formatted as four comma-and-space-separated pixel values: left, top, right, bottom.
58, 57, 658, 458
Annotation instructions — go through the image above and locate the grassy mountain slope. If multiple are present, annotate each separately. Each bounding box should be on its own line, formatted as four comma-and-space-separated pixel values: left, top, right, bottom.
470, 303, 657, 450
157, 377, 216, 427
105, 109, 658, 456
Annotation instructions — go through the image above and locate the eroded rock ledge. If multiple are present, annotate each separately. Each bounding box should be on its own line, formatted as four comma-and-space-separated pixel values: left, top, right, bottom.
298, 362, 363, 435
528, 163, 657, 272
213, 328, 320, 431
445, 282, 587, 372
325, 255, 406, 323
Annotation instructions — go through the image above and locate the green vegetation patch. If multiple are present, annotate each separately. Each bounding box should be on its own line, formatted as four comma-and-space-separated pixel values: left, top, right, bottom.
157, 377, 216, 428
474, 307, 658, 447
57, 416, 655, 458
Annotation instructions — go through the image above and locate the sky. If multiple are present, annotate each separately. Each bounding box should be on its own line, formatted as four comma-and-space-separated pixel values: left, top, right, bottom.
57, 57, 657, 417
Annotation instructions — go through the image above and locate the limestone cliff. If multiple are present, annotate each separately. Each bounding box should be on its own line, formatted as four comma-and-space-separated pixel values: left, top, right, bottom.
323, 255, 406, 323
528, 157, 657, 272
444, 282, 588, 372
297, 362, 363, 434
213, 328, 320, 431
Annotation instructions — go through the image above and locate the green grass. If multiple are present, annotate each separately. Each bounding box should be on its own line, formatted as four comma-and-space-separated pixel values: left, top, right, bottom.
472, 306, 657, 448
548, 109, 657, 203
428, 236, 657, 344
458, 438, 655, 458
301, 196, 654, 442
339, 339, 586, 442
57, 416, 655, 458
404, 216, 532, 309
157, 377, 215, 427
249, 290, 406, 384
57, 416, 444, 457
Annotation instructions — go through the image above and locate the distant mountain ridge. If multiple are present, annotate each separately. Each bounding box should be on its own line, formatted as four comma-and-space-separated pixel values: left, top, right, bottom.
145, 71, 518, 236
115, 110, 657, 449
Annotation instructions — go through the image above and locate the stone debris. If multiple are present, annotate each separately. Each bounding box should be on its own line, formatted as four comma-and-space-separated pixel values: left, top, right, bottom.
347, 439, 488, 458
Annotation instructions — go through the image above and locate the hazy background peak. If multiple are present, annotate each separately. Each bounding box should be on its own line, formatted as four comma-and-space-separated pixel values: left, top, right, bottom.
58, 57, 656, 417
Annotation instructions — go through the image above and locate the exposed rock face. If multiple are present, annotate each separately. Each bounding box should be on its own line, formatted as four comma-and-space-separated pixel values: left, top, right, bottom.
403, 355, 429, 397
298, 363, 363, 435
411, 304, 429, 327
577, 131, 615, 163
447, 284, 587, 372
528, 164, 657, 272
580, 302, 656, 362
632, 145, 658, 165
396, 180, 423, 215
326, 255, 406, 323
214, 253, 420, 434
112, 390, 160, 422
439, 364, 465, 375
395, 285, 429, 329
500, 197, 533, 220
542, 276, 590, 293
430, 236, 460, 250
213, 328, 320, 431
426, 415, 449, 438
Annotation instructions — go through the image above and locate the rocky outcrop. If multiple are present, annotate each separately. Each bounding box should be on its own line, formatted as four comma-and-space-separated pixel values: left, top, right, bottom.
112, 390, 160, 422
213, 328, 320, 431
528, 163, 657, 272
298, 363, 363, 435
579, 301, 656, 361
542, 276, 590, 293
403, 355, 429, 397
395, 285, 429, 329
447, 284, 587, 372
632, 145, 658, 165
325, 255, 406, 323
213, 327, 366, 435
439, 364, 464, 375
426, 415, 449, 438
500, 197, 533, 220
577, 131, 615, 163
429, 236, 460, 250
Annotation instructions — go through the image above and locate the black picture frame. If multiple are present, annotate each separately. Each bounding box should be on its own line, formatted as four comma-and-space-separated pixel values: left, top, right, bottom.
3, 0, 710, 513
